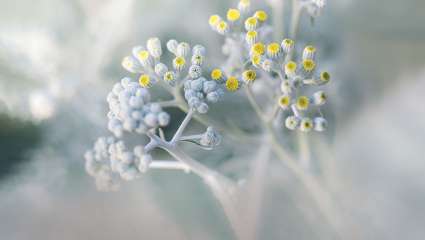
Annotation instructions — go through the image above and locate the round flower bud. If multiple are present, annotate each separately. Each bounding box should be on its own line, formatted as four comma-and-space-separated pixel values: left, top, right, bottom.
189, 65, 202, 79
197, 102, 209, 114
284, 61, 297, 78
121, 151, 135, 164
144, 113, 158, 127
203, 80, 217, 93
313, 91, 327, 106
303, 45, 316, 60
281, 38, 294, 53
134, 145, 145, 157
242, 69, 257, 83
227, 8, 241, 22
225, 76, 240, 92
188, 97, 201, 108
192, 45, 206, 56
123, 118, 137, 131
133, 46, 153, 67
209, 15, 222, 29
122, 56, 142, 73
216, 20, 229, 34
296, 96, 310, 110
245, 31, 258, 45
206, 91, 220, 103
250, 42, 265, 55
245, 17, 258, 31
278, 95, 291, 109
176, 42, 190, 57
267, 42, 281, 58
238, 0, 250, 12
138, 154, 152, 173
166, 39, 178, 55
318, 71, 330, 85
190, 78, 205, 91
261, 59, 273, 72
155, 63, 168, 77
158, 112, 170, 126
173, 57, 186, 71
147, 37, 162, 58
254, 10, 268, 22
285, 116, 300, 130
191, 54, 204, 65
121, 167, 139, 181
211, 69, 224, 82
163, 71, 176, 85
138, 74, 151, 88
314, 117, 327, 132
300, 118, 313, 132
302, 59, 316, 74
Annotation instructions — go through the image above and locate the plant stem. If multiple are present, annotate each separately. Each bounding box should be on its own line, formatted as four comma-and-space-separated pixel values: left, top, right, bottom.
171, 108, 194, 144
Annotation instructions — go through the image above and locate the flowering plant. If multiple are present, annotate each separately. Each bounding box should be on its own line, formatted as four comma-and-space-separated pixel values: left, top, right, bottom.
84, 0, 345, 239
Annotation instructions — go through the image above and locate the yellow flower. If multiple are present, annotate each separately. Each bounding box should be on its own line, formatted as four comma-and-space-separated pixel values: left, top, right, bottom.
173, 57, 186, 71
302, 59, 316, 72
211, 69, 223, 81
284, 61, 297, 76
209, 15, 221, 27
254, 10, 268, 22
137, 50, 150, 61
267, 42, 281, 57
251, 54, 262, 66
139, 74, 151, 88
281, 38, 294, 52
245, 30, 258, 44
300, 118, 313, 132
242, 70, 256, 82
251, 42, 265, 55
227, 8, 241, 21
278, 95, 291, 109
296, 96, 310, 110
245, 17, 258, 31
164, 71, 175, 82
217, 21, 228, 34
225, 76, 240, 92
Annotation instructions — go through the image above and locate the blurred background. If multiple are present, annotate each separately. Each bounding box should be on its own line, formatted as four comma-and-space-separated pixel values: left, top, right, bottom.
0, 0, 424, 239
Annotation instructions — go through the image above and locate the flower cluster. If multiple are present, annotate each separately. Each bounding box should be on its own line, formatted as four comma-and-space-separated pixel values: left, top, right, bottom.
183, 77, 224, 114
208, 0, 331, 132
84, 136, 153, 191
107, 77, 170, 137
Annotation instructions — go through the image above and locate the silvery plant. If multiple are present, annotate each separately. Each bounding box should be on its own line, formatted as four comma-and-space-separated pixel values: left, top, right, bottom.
84, 0, 342, 239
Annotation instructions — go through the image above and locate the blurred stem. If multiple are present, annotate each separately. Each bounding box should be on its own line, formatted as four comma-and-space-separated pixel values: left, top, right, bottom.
290, 0, 303, 40
297, 131, 311, 170
272, 0, 286, 40
159, 143, 245, 240
244, 85, 344, 239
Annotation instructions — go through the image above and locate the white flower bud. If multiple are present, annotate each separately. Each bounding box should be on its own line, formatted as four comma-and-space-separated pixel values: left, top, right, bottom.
203, 81, 217, 93
146, 37, 162, 58
285, 116, 300, 130
192, 44, 206, 56
206, 91, 220, 103
158, 112, 170, 126
155, 63, 168, 77
190, 78, 204, 91
197, 102, 209, 114
314, 117, 327, 131
188, 97, 201, 108
313, 91, 327, 106
188, 65, 202, 79
166, 39, 178, 55
144, 113, 158, 127
121, 167, 139, 181
134, 145, 145, 157
138, 154, 152, 173
300, 118, 313, 132
121, 56, 143, 73
123, 118, 137, 131
121, 151, 135, 164
176, 42, 190, 57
